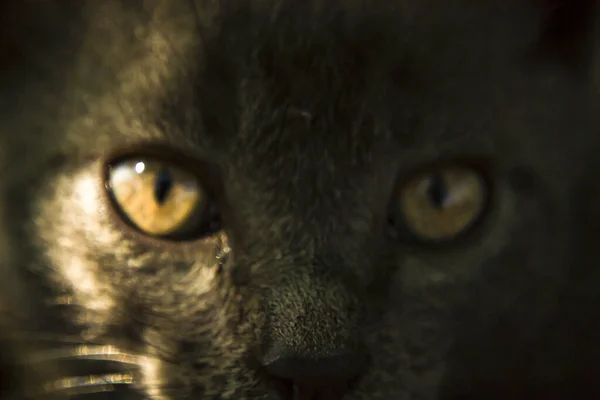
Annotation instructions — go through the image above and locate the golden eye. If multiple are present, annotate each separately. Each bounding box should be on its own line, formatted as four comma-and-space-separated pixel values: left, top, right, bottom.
107, 159, 215, 239
396, 165, 488, 242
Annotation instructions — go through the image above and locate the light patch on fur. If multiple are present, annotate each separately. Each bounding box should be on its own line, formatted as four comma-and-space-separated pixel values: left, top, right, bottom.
35, 167, 122, 332
137, 353, 167, 400
36, 163, 228, 332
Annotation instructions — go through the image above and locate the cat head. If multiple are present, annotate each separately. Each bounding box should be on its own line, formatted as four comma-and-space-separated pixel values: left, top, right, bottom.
1, 1, 600, 399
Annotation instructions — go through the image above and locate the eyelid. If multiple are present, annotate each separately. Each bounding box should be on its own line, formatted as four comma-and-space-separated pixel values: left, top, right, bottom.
389, 161, 492, 246
104, 156, 222, 242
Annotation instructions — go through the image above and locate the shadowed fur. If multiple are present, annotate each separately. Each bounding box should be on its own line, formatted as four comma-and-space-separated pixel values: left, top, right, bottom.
1, 0, 600, 399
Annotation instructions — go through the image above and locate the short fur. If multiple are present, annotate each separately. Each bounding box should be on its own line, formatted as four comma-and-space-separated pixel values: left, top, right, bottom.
1, 0, 600, 399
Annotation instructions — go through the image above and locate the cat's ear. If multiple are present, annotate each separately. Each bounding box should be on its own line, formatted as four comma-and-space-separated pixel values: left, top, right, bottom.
531, 0, 598, 73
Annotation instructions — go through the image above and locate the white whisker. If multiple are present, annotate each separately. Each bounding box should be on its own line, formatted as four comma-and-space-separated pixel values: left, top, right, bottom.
41, 372, 135, 396
27, 344, 139, 365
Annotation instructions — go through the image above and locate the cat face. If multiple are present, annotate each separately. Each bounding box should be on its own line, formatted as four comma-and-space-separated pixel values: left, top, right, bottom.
1, 1, 600, 399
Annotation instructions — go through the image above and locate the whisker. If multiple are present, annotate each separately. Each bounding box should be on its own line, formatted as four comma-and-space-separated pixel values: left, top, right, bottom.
25, 344, 139, 366
41, 372, 135, 397
9, 329, 182, 369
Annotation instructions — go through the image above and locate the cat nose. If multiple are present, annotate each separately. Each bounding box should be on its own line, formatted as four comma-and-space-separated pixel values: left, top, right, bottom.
261, 345, 367, 399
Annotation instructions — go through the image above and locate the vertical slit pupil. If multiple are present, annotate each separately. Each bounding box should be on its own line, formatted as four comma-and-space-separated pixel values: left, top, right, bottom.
154, 168, 173, 205
426, 173, 448, 209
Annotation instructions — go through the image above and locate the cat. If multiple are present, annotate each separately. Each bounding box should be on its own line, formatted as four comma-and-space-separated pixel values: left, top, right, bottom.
1, 0, 600, 399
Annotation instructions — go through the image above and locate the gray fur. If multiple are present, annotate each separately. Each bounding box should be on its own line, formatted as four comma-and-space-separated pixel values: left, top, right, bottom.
1, 0, 600, 399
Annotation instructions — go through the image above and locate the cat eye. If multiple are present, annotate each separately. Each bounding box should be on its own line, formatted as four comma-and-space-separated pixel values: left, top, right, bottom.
106, 159, 219, 239
392, 165, 488, 243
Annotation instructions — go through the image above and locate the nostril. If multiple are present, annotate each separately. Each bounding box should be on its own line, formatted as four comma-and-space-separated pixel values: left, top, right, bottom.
269, 377, 360, 400
260, 347, 368, 400
268, 377, 295, 400
263, 352, 365, 382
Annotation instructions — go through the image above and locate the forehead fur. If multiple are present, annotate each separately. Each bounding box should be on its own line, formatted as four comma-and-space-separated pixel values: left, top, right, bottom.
0, 0, 596, 182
